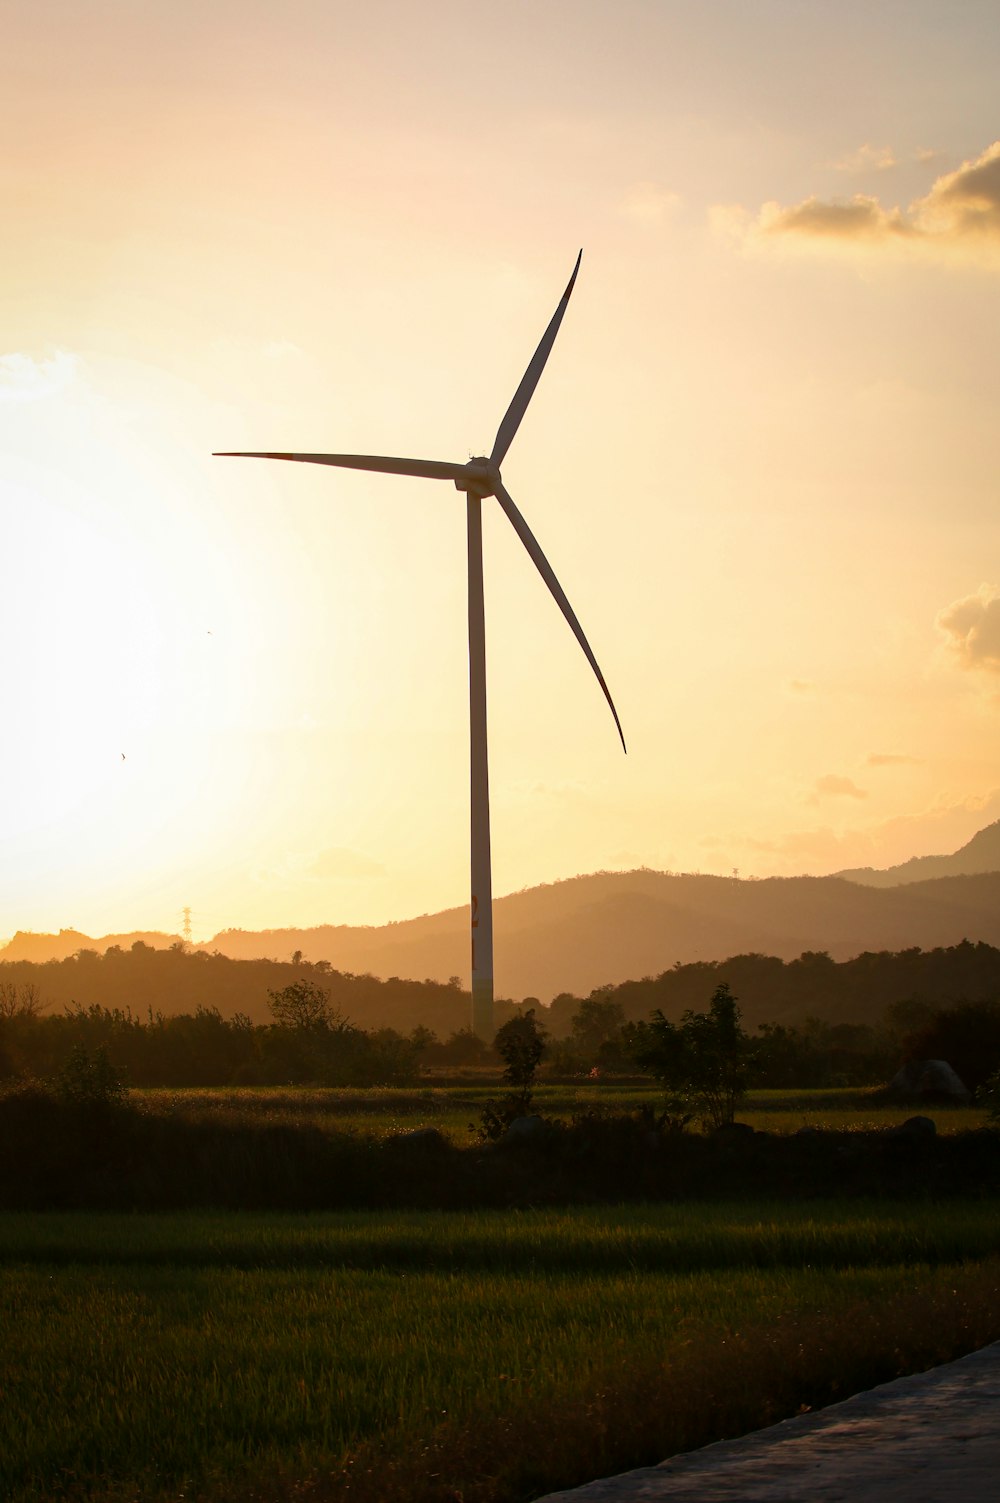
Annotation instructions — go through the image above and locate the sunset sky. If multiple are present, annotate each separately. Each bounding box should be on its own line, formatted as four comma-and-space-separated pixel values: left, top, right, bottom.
5, 0, 1000, 945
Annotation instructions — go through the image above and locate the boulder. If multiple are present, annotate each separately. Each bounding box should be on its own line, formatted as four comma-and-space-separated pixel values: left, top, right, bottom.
503, 1114, 547, 1143
887, 1059, 971, 1104
889, 1115, 937, 1140
392, 1127, 449, 1150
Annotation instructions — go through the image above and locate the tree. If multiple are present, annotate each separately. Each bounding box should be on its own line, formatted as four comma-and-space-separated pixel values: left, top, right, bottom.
56, 1043, 129, 1109
267, 979, 340, 1031
494, 1008, 547, 1096
631, 982, 752, 1129
901, 999, 1000, 1093
0, 982, 43, 1019
570, 995, 626, 1064
474, 1009, 549, 1140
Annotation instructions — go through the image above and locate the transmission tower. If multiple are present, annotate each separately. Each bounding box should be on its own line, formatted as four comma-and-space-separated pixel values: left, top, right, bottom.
181, 906, 193, 946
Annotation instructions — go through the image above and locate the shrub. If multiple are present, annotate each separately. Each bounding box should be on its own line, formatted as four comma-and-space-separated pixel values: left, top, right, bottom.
474, 1009, 549, 1141
630, 983, 752, 1129
902, 999, 1000, 1093
56, 1043, 129, 1109
495, 1008, 547, 1096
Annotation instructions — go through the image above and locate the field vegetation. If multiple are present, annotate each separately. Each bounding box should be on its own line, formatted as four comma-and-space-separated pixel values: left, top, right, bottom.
126, 1081, 991, 1139
3, 970, 999, 1500
2, 1202, 1000, 1503
6, 938, 1000, 1084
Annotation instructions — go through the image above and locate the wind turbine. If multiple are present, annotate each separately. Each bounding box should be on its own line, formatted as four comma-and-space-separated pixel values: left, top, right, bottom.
215, 251, 625, 1039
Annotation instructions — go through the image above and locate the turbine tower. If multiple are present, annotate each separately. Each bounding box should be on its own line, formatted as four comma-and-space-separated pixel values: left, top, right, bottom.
215, 252, 625, 1038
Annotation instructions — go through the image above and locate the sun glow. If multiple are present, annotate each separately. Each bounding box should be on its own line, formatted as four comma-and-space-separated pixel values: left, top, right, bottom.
4, 1, 1000, 943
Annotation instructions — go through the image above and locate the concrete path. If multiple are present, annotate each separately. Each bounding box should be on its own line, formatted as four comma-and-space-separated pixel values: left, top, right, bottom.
534, 1342, 1000, 1502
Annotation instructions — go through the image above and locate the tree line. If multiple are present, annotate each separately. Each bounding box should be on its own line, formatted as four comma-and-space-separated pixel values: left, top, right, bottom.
0, 980, 446, 1089
4, 938, 1000, 1092
6, 937, 1000, 1038
0, 942, 526, 1037
544, 939, 1000, 1035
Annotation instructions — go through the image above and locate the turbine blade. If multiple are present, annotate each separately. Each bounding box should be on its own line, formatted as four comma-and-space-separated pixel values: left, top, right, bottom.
213, 452, 467, 482
490, 250, 582, 468
495, 480, 626, 753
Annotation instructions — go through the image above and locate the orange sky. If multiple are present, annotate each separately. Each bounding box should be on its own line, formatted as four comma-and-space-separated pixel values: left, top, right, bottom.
5, 1, 1000, 945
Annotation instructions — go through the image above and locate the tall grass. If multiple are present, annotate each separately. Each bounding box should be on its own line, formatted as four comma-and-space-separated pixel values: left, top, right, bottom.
1, 1204, 999, 1502
130, 1083, 988, 1142
2, 1200, 1000, 1273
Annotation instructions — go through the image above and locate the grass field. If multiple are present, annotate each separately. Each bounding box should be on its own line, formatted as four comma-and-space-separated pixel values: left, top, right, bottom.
3, 1201, 999, 1502
130, 1082, 990, 1141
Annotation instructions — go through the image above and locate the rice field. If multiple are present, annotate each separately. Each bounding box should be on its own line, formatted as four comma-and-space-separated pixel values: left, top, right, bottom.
2, 1201, 999, 1502
129, 1083, 989, 1142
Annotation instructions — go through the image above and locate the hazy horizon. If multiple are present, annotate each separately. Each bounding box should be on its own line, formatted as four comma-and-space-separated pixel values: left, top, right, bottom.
6, 2, 1000, 943
5, 811, 1000, 955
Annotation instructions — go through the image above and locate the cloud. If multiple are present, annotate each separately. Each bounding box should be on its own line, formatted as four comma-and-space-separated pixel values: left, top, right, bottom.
937, 584, 1000, 674
830, 143, 898, 174
306, 847, 385, 880
508, 777, 591, 803
0, 351, 78, 404
738, 140, 1000, 262
747, 825, 852, 859
867, 753, 921, 767
619, 182, 681, 224
737, 787, 1000, 877
809, 774, 868, 803
255, 846, 385, 887
786, 678, 815, 695
758, 194, 910, 243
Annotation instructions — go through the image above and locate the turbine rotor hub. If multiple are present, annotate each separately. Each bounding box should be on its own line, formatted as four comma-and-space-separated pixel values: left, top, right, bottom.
456, 457, 500, 498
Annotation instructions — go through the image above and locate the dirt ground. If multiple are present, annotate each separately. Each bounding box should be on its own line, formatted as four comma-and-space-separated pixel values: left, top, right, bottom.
535, 1342, 1000, 1502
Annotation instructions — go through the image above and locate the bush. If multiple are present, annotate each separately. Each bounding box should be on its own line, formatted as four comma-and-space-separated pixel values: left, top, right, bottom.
630, 983, 752, 1129
978, 1068, 1000, 1119
495, 1008, 547, 1095
56, 1043, 129, 1109
902, 999, 1000, 1093
474, 1009, 549, 1140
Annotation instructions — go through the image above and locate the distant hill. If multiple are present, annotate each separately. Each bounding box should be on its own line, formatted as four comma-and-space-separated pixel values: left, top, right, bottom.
10, 854, 1000, 1004
0, 946, 474, 1034
835, 819, 1000, 887
0, 929, 182, 963
200, 867, 1000, 1001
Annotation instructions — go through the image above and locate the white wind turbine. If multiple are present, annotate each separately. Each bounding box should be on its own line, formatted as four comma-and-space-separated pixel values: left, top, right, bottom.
215, 251, 625, 1038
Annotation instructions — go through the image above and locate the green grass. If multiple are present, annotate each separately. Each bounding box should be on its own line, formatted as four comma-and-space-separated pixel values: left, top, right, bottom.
2, 1202, 1000, 1502
3, 1200, 1000, 1271
130, 1083, 989, 1142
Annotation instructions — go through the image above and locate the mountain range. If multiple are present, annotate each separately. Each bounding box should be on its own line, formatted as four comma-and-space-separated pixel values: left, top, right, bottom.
833, 818, 1000, 886
4, 820, 1000, 1001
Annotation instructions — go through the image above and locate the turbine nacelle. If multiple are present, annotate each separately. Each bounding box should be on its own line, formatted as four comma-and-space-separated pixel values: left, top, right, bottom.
214, 250, 624, 1041
455, 457, 500, 499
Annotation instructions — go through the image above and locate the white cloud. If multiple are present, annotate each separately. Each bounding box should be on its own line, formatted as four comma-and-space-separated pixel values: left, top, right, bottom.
808, 774, 868, 803
757, 193, 911, 243
255, 846, 385, 887
937, 584, 1000, 673
733, 139, 1000, 264
307, 846, 385, 880
619, 181, 681, 224
0, 351, 78, 404
830, 143, 897, 174
742, 787, 1000, 875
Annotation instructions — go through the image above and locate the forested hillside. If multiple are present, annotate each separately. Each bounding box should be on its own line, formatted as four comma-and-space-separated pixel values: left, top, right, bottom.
564, 939, 1000, 1033
198, 869, 1000, 999
5, 937, 1000, 1040
0, 944, 479, 1034
9, 824, 1000, 1001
